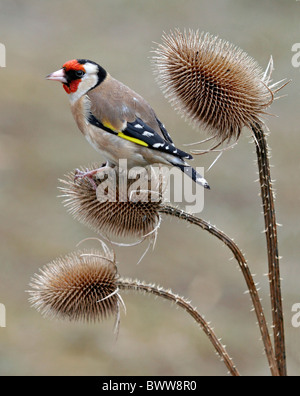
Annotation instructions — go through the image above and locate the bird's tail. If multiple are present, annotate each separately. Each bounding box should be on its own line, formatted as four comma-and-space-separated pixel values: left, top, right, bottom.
174, 163, 210, 189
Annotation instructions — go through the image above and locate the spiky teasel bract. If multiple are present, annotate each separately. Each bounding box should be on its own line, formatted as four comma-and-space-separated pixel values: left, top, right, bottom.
59, 164, 164, 240
153, 29, 285, 144
154, 28, 287, 375
28, 248, 121, 323
28, 243, 239, 375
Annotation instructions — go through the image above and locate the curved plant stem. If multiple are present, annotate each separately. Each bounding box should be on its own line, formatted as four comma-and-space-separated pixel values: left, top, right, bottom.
159, 205, 279, 376
251, 122, 286, 376
117, 278, 240, 376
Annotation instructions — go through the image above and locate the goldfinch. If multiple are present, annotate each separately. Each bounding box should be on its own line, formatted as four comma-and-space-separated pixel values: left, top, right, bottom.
46, 59, 210, 189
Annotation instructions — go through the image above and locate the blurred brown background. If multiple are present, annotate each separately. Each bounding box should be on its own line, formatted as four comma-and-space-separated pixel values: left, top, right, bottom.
0, 0, 299, 376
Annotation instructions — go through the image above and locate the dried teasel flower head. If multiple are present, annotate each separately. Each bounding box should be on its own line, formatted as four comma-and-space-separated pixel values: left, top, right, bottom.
59, 164, 164, 240
28, 246, 122, 323
153, 29, 286, 143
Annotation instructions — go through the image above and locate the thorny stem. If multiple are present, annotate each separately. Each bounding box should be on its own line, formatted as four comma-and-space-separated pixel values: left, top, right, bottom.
159, 205, 279, 376
117, 278, 240, 376
251, 122, 286, 376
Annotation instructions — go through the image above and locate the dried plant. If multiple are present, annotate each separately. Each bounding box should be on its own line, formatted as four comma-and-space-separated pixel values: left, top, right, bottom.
28, 246, 239, 376
31, 29, 289, 376
58, 166, 278, 375
153, 29, 285, 145
59, 165, 163, 240
153, 29, 288, 375
28, 248, 120, 323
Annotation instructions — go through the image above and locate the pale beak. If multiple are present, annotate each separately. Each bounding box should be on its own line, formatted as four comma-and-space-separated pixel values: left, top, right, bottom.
46, 68, 67, 83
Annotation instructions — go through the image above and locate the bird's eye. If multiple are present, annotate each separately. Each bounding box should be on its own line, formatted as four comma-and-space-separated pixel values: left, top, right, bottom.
75, 70, 85, 78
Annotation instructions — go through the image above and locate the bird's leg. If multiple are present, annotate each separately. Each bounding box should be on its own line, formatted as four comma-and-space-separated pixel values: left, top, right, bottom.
74, 162, 109, 190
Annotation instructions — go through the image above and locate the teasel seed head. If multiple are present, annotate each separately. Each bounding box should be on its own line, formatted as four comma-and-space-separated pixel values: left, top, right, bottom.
28, 248, 120, 323
59, 165, 163, 240
153, 29, 285, 143
27, 246, 239, 375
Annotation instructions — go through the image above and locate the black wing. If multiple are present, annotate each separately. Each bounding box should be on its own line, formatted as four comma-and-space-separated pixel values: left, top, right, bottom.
123, 117, 192, 160
155, 116, 174, 144
88, 111, 192, 160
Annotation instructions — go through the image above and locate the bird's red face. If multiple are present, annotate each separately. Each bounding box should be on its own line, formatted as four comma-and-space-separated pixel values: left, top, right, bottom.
46, 59, 106, 100
46, 59, 86, 94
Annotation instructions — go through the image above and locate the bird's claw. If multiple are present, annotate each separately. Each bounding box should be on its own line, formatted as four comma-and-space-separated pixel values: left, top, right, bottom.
74, 168, 98, 190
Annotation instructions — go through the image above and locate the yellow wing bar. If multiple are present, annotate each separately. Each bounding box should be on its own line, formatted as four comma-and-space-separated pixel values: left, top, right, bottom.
117, 132, 149, 147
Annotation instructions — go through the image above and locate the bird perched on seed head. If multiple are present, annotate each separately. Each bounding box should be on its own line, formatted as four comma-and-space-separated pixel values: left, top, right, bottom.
46, 59, 210, 189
